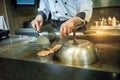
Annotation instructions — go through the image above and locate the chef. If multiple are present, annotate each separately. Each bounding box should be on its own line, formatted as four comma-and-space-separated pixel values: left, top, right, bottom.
31, 0, 93, 38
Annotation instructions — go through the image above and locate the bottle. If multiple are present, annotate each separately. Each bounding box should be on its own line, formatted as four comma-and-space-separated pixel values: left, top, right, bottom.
108, 16, 112, 26
112, 16, 117, 26
102, 17, 106, 26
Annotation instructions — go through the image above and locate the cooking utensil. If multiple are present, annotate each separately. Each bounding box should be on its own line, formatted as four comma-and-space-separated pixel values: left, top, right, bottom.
36, 31, 50, 49
35, 24, 56, 48
57, 27, 100, 65
37, 34, 69, 56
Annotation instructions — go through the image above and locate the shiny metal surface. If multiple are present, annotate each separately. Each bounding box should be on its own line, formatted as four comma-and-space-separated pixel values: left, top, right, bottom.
36, 32, 50, 49
57, 39, 99, 65
0, 35, 120, 73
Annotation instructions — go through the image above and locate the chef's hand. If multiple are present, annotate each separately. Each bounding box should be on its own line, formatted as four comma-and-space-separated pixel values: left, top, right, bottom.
60, 17, 84, 38
60, 19, 74, 38
31, 15, 43, 31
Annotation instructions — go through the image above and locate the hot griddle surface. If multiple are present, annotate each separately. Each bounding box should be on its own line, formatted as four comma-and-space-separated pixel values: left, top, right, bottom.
0, 35, 120, 73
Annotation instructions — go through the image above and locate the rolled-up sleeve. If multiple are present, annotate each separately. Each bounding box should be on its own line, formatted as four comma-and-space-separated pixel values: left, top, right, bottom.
37, 0, 50, 21
76, 0, 93, 22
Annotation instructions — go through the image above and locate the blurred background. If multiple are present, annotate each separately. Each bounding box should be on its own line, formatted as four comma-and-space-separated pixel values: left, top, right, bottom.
0, 0, 120, 35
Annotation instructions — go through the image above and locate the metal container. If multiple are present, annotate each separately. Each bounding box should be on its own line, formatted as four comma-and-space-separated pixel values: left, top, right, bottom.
57, 39, 99, 65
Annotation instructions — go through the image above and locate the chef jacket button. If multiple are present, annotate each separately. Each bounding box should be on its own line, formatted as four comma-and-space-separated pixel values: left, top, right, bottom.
58, 18, 60, 21
56, 11, 58, 13
55, 0, 58, 3
65, 2, 67, 5
65, 13, 68, 15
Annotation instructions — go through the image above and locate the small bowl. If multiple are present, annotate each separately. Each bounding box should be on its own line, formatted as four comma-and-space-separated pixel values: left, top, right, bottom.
57, 39, 99, 65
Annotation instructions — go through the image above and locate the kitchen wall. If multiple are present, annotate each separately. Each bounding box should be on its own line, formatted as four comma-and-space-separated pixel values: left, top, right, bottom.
0, 0, 6, 18
0, 0, 120, 34
9, 0, 38, 34
93, 0, 120, 8
0, 0, 38, 34
11, 6, 37, 28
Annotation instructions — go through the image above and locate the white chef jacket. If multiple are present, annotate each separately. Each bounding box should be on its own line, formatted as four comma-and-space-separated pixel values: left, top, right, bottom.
38, 0, 93, 22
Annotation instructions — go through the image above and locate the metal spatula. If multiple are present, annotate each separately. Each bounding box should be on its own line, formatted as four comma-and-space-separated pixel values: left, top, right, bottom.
36, 31, 50, 48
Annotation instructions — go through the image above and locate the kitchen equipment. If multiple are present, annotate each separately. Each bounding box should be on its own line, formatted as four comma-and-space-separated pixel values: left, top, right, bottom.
0, 16, 9, 40
0, 29, 9, 41
35, 31, 50, 49
57, 28, 100, 65
35, 24, 57, 48
1, 34, 120, 73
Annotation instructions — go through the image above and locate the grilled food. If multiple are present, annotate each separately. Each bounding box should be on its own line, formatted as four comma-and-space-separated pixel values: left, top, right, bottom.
37, 44, 62, 57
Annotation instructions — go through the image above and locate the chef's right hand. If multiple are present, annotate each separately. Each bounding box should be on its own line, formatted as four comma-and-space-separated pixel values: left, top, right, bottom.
31, 15, 43, 31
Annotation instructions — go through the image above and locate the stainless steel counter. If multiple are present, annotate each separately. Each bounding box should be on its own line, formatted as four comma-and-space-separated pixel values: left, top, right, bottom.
0, 35, 120, 73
